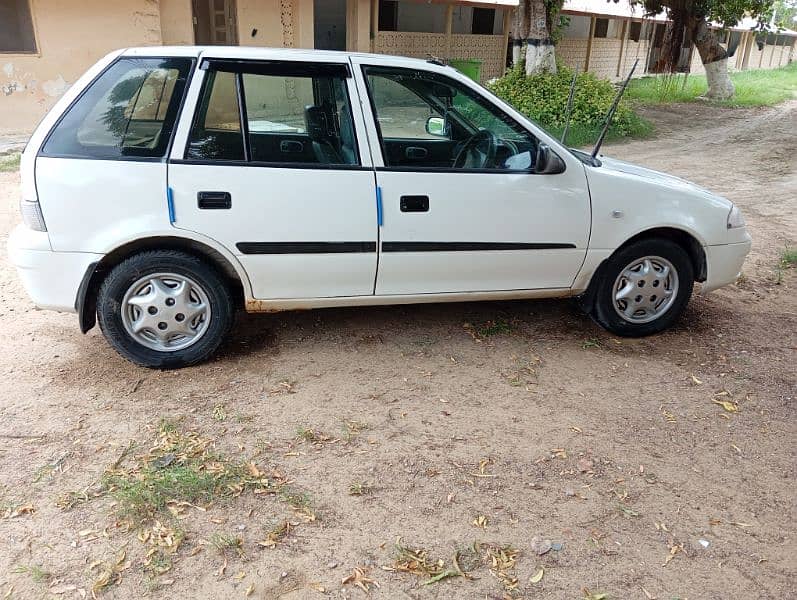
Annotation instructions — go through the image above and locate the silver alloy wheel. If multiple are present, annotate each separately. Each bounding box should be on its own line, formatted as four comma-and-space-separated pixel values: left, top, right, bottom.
120, 273, 211, 352
612, 256, 679, 324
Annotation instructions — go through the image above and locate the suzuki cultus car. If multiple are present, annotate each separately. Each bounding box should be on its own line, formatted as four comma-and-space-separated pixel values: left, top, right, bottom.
9, 47, 751, 368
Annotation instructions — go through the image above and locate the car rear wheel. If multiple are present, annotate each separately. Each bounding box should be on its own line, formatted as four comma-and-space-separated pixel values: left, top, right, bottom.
97, 250, 234, 368
591, 239, 693, 337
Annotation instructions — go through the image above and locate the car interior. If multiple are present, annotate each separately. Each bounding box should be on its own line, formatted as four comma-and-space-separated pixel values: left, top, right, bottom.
185, 70, 358, 166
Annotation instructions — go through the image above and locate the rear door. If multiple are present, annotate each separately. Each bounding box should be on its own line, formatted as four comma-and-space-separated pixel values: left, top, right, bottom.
169, 54, 378, 300
35, 55, 194, 253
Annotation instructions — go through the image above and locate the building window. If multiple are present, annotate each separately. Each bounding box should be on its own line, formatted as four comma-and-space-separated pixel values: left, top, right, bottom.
471, 8, 495, 35
593, 18, 609, 39
0, 0, 37, 53
629, 21, 642, 42
378, 0, 398, 32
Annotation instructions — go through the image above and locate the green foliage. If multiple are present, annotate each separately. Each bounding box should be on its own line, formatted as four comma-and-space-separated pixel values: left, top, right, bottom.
773, 0, 797, 29
488, 65, 652, 145
627, 62, 797, 107
626, 0, 772, 27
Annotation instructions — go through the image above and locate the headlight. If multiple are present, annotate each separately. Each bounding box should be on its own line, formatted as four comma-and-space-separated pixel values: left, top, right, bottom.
727, 205, 746, 229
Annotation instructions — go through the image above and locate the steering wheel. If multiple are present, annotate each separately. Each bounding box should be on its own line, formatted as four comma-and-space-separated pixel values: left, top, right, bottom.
453, 129, 498, 169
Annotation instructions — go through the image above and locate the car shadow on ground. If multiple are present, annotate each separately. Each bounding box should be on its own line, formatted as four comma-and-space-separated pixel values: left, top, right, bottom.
39, 292, 730, 385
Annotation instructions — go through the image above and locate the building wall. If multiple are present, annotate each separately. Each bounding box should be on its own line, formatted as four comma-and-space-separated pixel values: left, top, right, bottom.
374, 31, 506, 82
1, 0, 162, 135
160, 0, 194, 45
238, 0, 314, 48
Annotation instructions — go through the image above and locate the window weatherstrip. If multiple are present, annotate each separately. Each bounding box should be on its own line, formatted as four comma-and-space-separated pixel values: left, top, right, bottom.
235, 72, 251, 162
201, 58, 351, 78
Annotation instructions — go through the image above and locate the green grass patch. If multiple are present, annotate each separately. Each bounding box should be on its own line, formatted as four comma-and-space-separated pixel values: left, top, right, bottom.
489, 65, 654, 146
781, 247, 797, 267
12, 564, 51, 584
627, 62, 797, 107
0, 153, 21, 173
102, 422, 282, 522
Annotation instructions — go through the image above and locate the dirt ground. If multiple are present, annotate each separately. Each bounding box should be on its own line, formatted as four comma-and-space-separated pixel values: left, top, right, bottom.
0, 101, 795, 600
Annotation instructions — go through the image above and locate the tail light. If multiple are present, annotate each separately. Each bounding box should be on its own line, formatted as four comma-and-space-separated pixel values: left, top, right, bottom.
20, 199, 47, 231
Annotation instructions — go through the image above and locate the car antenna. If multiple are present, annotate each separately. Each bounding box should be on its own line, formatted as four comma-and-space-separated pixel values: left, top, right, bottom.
560, 71, 578, 145
591, 58, 639, 159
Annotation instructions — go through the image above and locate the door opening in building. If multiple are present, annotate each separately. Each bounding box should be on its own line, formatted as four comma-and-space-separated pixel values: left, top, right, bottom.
314, 0, 347, 50
193, 0, 238, 45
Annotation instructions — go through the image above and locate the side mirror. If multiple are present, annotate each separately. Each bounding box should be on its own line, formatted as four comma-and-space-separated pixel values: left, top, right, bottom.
425, 116, 448, 137
533, 144, 566, 174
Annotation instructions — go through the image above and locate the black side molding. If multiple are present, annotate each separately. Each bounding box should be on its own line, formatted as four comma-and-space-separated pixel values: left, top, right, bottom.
382, 242, 577, 252
237, 242, 377, 254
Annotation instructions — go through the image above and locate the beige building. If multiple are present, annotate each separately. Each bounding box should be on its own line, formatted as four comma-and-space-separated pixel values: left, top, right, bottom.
0, 0, 516, 135
557, 0, 797, 80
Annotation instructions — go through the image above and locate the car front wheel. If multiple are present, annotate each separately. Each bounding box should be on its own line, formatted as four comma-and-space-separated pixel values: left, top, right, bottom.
97, 250, 234, 368
591, 239, 694, 337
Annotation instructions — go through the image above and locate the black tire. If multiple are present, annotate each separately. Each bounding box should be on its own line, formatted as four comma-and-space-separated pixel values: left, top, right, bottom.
591, 238, 693, 337
97, 250, 234, 369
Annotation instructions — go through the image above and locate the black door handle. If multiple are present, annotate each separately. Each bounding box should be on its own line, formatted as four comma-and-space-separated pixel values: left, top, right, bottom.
400, 195, 429, 212
197, 191, 231, 209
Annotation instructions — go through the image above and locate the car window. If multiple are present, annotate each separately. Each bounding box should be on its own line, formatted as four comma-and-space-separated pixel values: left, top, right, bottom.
364, 66, 538, 171
366, 75, 441, 139
186, 65, 359, 166
185, 70, 245, 161
42, 57, 193, 159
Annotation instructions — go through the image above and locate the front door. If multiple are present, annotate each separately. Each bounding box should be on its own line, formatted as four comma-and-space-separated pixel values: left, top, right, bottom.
169, 57, 377, 300
352, 59, 591, 295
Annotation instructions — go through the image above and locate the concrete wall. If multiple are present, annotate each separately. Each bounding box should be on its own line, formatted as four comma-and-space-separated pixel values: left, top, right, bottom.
1, 0, 162, 135
160, 0, 194, 45
239, 0, 313, 48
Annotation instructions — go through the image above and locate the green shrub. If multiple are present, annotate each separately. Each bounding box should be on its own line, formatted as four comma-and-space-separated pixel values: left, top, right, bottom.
488, 65, 651, 146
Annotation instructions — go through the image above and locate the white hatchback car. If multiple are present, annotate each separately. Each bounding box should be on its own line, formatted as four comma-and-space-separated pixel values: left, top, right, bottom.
9, 47, 751, 368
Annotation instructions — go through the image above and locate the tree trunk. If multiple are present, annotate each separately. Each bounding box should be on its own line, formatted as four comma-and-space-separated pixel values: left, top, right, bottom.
652, 15, 685, 73
524, 1, 556, 74
689, 18, 735, 99
511, 0, 529, 68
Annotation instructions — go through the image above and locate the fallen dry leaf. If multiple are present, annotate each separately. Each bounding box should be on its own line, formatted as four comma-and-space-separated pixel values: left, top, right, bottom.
712, 398, 738, 413
472, 514, 488, 529
530, 567, 544, 583
342, 567, 379, 592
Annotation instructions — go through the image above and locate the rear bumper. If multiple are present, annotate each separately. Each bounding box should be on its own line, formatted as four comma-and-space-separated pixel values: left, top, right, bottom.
8, 224, 102, 312
700, 239, 752, 294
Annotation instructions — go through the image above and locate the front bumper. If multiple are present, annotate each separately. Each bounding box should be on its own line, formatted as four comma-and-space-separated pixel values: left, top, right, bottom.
700, 238, 752, 294
8, 224, 102, 312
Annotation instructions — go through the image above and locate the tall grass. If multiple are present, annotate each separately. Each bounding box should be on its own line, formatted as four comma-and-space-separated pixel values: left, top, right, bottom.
626, 61, 797, 107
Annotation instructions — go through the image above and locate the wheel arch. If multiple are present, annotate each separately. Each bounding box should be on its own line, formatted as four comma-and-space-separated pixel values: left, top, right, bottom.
578, 227, 706, 313
77, 236, 248, 333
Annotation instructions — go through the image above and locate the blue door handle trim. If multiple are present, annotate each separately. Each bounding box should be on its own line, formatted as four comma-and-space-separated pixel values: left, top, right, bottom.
376, 185, 383, 227
167, 187, 176, 224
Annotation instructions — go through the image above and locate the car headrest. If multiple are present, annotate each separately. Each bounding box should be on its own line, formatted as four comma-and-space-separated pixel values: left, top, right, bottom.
304, 106, 331, 143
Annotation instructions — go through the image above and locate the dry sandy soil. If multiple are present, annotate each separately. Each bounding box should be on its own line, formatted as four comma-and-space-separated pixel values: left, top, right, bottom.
0, 101, 795, 600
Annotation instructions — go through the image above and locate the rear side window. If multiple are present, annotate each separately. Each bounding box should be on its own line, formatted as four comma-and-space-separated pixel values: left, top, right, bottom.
41, 57, 193, 160
186, 64, 359, 166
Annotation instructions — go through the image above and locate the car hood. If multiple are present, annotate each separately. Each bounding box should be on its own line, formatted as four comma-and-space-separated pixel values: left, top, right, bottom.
596, 155, 733, 209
